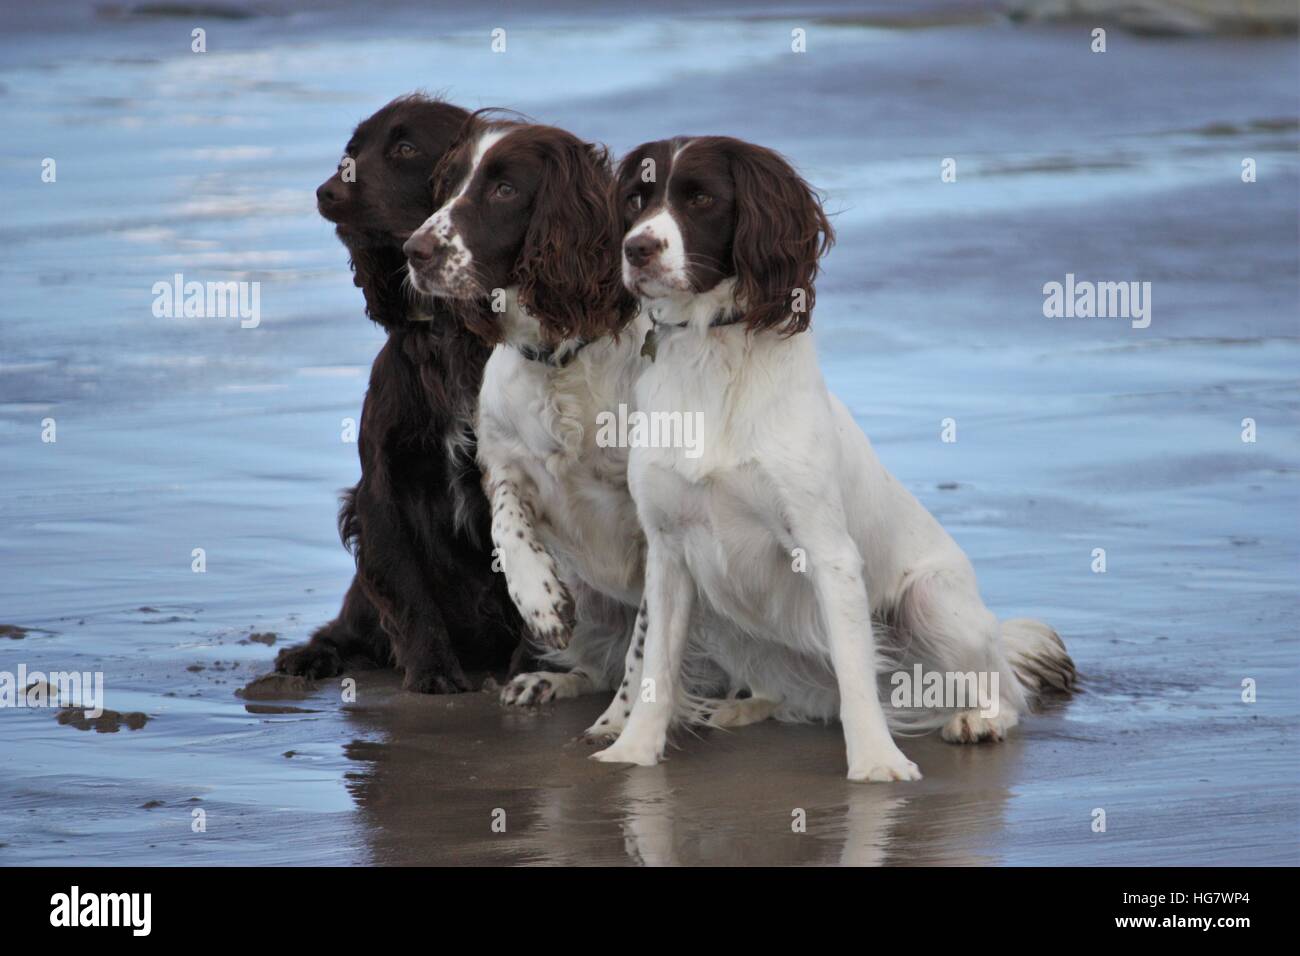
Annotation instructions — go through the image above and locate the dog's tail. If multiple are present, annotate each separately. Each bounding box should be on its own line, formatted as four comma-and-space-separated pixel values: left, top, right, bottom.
1000, 618, 1077, 698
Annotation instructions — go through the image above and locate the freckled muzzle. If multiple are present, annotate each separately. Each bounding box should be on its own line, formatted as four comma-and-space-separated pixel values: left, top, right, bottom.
621, 220, 690, 298
403, 209, 478, 298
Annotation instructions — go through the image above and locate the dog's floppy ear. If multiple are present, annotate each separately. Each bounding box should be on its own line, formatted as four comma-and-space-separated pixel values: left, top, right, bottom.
515, 135, 633, 342
728, 141, 834, 335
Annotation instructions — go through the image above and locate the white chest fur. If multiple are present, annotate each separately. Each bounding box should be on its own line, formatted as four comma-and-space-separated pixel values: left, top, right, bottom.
477, 315, 652, 604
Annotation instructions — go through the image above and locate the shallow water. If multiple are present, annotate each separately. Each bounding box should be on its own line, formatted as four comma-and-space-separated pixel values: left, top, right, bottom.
1, 2, 1297, 865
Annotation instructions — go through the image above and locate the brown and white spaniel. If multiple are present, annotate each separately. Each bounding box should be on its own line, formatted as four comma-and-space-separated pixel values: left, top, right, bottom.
591, 136, 1076, 781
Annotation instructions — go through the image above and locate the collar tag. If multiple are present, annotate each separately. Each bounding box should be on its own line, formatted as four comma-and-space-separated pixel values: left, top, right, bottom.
640, 327, 658, 362
515, 339, 588, 369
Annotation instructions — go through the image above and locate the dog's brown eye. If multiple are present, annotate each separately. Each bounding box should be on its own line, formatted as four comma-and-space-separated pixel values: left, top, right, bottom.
394, 142, 417, 158
688, 191, 713, 208
625, 192, 643, 212
493, 182, 516, 199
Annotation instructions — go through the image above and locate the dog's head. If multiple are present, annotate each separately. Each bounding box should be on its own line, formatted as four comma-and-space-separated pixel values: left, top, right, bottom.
317, 94, 468, 254
404, 117, 633, 344
616, 136, 834, 335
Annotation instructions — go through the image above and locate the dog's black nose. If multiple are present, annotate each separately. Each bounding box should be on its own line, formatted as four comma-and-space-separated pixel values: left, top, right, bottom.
624, 234, 662, 268
316, 182, 341, 205
403, 233, 434, 262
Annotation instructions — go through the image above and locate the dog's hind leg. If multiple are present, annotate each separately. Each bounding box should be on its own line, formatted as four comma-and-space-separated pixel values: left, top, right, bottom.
1001, 618, 1076, 696
696, 693, 780, 729
892, 570, 1027, 744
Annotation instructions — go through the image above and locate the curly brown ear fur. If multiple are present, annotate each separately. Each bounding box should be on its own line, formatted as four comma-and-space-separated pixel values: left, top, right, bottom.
728, 141, 834, 335
515, 134, 634, 343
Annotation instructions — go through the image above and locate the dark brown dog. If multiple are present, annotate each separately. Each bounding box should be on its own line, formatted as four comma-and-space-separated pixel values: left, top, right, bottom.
275, 95, 528, 692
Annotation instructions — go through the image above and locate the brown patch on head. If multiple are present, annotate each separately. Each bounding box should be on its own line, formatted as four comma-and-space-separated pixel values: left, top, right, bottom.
413, 116, 635, 345
616, 136, 834, 335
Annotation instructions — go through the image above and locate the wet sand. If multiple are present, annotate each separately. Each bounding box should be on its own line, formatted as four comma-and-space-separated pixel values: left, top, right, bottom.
1, 2, 1297, 865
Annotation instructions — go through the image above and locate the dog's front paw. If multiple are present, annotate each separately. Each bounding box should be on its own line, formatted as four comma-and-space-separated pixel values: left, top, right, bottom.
500, 670, 592, 707
501, 672, 558, 706
275, 642, 343, 680
581, 729, 620, 747
507, 562, 575, 650
847, 746, 922, 783
590, 731, 663, 767
583, 692, 633, 741
582, 716, 625, 745
582, 714, 626, 746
